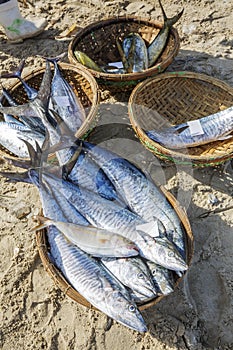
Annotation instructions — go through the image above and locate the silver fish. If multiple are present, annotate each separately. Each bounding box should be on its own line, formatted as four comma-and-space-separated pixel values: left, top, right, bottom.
42, 171, 188, 271
100, 257, 158, 299
27, 171, 147, 332
0, 61, 76, 164
147, 0, 184, 67
46, 54, 86, 132
146, 105, 233, 148
0, 87, 46, 134
34, 216, 139, 258
47, 228, 147, 332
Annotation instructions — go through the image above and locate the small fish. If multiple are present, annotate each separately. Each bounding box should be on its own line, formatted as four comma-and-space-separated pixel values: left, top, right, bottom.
74, 50, 104, 72
147, 0, 184, 67
117, 33, 148, 73
100, 257, 158, 299
1, 59, 38, 100
146, 105, 233, 148
33, 215, 139, 258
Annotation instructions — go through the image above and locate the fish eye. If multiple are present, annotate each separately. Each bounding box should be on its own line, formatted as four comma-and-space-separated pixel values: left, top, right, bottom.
128, 304, 136, 312
168, 251, 175, 257
137, 272, 144, 279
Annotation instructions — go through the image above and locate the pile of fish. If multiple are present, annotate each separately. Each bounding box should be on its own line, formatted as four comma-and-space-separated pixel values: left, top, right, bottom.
0, 59, 189, 333
0, 54, 85, 159
74, 0, 183, 74
146, 105, 233, 149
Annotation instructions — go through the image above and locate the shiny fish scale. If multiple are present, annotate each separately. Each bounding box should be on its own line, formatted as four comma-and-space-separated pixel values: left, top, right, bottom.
42, 172, 187, 271
147, 105, 233, 149
82, 142, 186, 257
68, 150, 123, 204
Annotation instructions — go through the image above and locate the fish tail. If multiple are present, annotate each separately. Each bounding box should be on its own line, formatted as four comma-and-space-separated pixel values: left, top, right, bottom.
0, 170, 31, 183
31, 215, 52, 232
2, 156, 32, 169
158, 0, 184, 27
38, 53, 66, 68
0, 59, 25, 80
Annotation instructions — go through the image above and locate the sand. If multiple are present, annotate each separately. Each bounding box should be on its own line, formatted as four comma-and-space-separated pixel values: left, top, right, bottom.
0, 0, 233, 349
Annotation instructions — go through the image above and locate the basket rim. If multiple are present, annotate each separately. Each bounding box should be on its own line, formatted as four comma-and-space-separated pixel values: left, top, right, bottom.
68, 15, 180, 82
128, 70, 233, 164
36, 185, 194, 312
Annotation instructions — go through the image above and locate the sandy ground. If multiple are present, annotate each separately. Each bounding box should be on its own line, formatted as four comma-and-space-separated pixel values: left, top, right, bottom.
0, 0, 233, 349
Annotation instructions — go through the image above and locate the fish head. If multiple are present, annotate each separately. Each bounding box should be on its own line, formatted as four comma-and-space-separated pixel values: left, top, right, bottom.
108, 291, 147, 332
127, 259, 158, 298
155, 237, 188, 272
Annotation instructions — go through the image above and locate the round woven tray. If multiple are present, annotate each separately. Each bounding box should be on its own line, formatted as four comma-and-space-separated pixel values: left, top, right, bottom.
0, 63, 100, 157
36, 185, 193, 312
128, 71, 233, 167
68, 16, 180, 92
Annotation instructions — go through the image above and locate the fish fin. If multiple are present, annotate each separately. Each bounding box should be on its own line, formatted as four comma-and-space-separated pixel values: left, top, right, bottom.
158, 0, 184, 26
48, 109, 80, 150
38, 52, 67, 65
31, 215, 52, 232
116, 37, 129, 72
36, 60, 53, 109
136, 221, 160, 237
62, 146, 82, 178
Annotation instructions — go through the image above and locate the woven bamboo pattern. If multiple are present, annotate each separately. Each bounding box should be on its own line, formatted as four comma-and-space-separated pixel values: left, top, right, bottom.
0, 63, 100, 156
128, 71, 233, 166
36, 185, 194, 312
68, 16, 180, 92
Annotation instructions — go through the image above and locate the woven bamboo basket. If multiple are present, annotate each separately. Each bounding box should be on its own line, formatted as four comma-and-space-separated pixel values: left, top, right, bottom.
128, 71, 233, 167
0, 63, 100, 158
68, 16, 180, 92
36, 185, 194, 312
